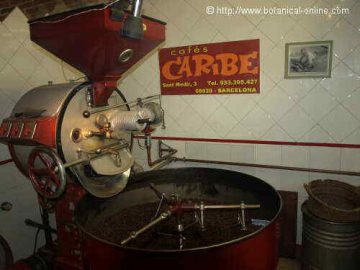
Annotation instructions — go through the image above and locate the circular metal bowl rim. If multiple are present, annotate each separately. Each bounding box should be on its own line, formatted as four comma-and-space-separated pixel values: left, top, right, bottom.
302, 202, 360, 225
75, 167, 283, 253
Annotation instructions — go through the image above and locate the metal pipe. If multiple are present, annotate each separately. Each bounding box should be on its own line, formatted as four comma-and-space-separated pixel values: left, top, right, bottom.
56, 142, 129, 171
147, 146, 177, 167
132, 0, 143, 17
150, 157, 176, 170
146, 137, 177, 167
0, 159, 13, 166
121, 209, 172, 246
173, 157, 360, 177
83, 94, 160, 116
180, 203, 261, 210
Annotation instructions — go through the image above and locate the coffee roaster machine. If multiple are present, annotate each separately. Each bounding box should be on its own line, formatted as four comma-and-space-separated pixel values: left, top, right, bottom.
0, 1, 282, 270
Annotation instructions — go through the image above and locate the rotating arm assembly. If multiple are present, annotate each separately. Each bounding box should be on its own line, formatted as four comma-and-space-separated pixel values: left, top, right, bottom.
120, 184, 261, 248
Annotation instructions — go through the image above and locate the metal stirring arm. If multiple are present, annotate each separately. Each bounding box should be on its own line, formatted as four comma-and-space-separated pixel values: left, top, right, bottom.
120, 199, 261, 248
121, 210, 173, 246
182, 201, 261, 231
57, 141, 130, 172
149, 183, 170, 220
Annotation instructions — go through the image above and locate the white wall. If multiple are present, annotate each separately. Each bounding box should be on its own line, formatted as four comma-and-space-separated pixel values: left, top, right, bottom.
0, 7, 82, 260
127, 0, 360, 246
0, 0, 359, 260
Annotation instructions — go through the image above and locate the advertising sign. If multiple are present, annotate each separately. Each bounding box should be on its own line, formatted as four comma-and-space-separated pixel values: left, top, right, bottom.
159, 39, 260, 95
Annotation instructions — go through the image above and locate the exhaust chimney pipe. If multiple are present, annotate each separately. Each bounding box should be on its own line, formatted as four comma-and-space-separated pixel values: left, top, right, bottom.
132, 0, 143, 17
122, 0, 144, 40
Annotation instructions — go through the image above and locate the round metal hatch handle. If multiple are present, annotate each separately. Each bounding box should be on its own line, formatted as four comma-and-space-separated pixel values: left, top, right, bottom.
118, 49, 134, 63
28, 147, 66, 199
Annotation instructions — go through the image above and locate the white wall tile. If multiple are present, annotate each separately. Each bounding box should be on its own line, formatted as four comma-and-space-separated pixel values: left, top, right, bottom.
300, 125, 335, 143
278, 78, 318, 103
324, 18, 360, 59
230, 144, 255, 163
185, 142, 207, 159
9, 46, 38, 80
342, 89, 360, 121
344, 1, 360, 28
256, 144, 282, 165
281, 146, 309, 168
262, 46, 284, 83
223, 96, 256, 121
262, 125, 293, 141
258, 14, 296, 44
298, 0, 339, 38
259, 86, 295, 121
0, 65, 29, 102
207, 107, 238, 138
299, 84, 338, 122
309, 147, 341, 170
319, 105, 359, 142
340, 148, 360, 172
0, 24, 21, 62
190, 95, 221, 120
3, 7, 29, 43
175, 105, 204, 136
320, 62, 360, 102
206, 143, 231, 161
343, 128, 360, 144
240, 106, 275, 138
343, 46, 360, 75
278, 105, 316, 141
278, 171, 309, 194
254, 168, 282, 188
226, 122, 255, 139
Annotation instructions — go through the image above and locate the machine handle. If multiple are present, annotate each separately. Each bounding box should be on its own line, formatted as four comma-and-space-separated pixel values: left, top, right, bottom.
24, 219, 57, 234
27, 147, 66, 199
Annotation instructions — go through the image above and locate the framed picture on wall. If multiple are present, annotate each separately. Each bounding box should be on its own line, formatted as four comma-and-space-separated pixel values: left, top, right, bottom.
285, 40, 333, 78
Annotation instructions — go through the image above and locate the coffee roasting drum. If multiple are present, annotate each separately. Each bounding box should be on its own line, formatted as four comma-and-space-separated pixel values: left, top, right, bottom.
76, 168, 282, 270
0, 1, 282, 270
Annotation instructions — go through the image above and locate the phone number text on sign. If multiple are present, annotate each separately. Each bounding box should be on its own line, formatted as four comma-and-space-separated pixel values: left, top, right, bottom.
159, 39, 260, 95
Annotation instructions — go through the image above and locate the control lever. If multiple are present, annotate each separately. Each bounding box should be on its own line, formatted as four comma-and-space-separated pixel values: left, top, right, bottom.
24, 219, 57, 234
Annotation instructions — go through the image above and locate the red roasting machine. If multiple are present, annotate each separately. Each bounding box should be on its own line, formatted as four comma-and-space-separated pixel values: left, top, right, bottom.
0, 1, 281, 270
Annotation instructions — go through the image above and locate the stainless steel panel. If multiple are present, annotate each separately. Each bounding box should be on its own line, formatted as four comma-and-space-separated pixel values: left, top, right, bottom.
12, 82, 83, 117
59, 86, 133, 198
302, 202, 360, 270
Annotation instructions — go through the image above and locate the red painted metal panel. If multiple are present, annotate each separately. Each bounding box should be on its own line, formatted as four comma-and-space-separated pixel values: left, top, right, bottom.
0, 117, 57, 147
29, 7, 165, 85
55, 184, 87, 270
81, 221, 279, 270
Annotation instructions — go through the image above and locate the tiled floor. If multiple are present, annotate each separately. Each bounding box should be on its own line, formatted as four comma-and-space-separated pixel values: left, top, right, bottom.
278, 258, 301, 270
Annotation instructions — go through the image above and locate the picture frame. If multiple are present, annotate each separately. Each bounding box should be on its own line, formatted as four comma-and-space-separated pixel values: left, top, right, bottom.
285, 40, 333, 78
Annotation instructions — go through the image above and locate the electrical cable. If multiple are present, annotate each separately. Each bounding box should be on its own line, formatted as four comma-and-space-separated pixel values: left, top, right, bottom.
61, 61, 86, 82
33, 228, 41, 254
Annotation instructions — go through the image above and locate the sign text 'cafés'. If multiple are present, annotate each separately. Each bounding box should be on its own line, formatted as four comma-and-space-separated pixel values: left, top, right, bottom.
159, 39, 260, 95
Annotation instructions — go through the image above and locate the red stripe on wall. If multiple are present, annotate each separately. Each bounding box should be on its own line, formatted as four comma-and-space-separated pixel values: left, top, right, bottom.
133, 136, 360, 149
